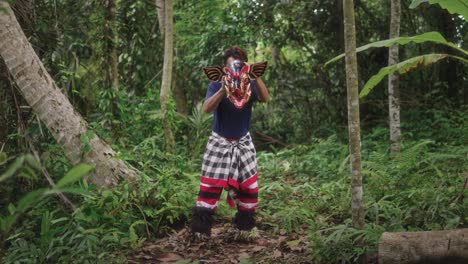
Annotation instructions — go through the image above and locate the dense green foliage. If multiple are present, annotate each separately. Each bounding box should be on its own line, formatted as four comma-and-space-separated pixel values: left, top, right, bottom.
2, 0, 466, 143
1, 108, 466, 263
1, 0, 467, 263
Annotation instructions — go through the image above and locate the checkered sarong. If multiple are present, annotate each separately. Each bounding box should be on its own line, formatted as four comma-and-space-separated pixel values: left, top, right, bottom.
201, 131, 257, 188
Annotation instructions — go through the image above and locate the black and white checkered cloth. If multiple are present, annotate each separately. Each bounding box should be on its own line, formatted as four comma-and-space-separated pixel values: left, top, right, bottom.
202, 131, 257, 185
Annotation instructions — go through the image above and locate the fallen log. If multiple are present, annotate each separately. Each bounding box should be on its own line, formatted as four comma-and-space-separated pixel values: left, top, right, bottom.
378, 228, 468, 264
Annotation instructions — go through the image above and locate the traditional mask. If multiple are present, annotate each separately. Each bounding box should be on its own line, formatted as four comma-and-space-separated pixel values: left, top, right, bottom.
203, 61, 267, 109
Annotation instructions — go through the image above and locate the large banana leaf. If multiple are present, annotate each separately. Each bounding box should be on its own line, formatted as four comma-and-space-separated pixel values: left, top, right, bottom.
410, 0, 468, 19
325, 32, 467, 66
359, 54, 468, 98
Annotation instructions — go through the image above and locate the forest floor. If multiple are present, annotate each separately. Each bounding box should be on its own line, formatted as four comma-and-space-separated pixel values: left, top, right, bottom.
127, 218, 312, 263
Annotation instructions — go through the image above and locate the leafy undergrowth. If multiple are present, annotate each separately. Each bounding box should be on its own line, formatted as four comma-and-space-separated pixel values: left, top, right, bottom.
124, 124, 466, 263
1, 111, 467, 263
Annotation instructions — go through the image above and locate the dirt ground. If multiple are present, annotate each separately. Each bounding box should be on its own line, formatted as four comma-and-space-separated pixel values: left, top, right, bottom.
127, 220, 312, 264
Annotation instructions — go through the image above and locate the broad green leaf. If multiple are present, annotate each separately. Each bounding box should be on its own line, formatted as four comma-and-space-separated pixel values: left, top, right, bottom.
359, 54, 468, 98
6, 232, 23, 241
54, 164, 94, 189
0, 156, 24, 182
410, 0, 428, 8
0, 152, 7, 164
410, 0, 468, 19
24, 154, 41, 171
16, 188, 46, 213
45, 187, 92, 197
325, 32, 467, 66
51, 217, 69, 224
8, 203, 15, 215
2, 215, 18, 234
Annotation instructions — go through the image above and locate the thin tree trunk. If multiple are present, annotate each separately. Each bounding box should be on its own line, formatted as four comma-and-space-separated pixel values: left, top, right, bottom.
156, 0, 187, 115
388, 0, 401, 153
465, 80, 468, 105
0, 2, 139, 188
106, 0, 120, 91
173, 75, 189, 115
440, 12, 459, 107
270, 44, 279, 65
160, 0, 175, 153
343, 0, 364, 230
104, 0, 120, 128
155, 0, 165, 34
336, 0, 344, 52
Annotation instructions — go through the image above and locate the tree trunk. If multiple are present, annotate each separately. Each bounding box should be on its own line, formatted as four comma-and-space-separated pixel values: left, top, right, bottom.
156, 0, 186, 115
0, 75, 8, 147
160, 0, 175, 153
378, 229, 468, 264
439, 12, 459, 107
336, 0, 344, 52
155, 0, 165, 34
0, 2, 139, 188
104, 0, 120, 127
173, 75, 189, 115
388, 0, 401, 153
343, 0, 364, 230
106, 0, 120, 91
465, 80, 468, 106
270, 44, 279, 65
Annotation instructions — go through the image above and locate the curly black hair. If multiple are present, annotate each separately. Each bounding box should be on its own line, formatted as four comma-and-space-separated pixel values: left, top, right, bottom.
223, 46, 248, 65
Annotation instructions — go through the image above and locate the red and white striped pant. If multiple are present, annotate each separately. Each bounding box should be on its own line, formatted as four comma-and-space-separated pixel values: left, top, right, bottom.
196, 173, 258, 211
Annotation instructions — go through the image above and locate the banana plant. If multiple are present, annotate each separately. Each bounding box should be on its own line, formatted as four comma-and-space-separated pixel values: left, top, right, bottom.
325, 0, 467, 99
409, 0, 468, 18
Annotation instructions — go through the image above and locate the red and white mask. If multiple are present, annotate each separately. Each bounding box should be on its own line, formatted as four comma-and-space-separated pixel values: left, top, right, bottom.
204, 60, 267, 109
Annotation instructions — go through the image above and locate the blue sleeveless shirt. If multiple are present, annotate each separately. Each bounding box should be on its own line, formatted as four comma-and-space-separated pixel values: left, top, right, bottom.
205, 81, 258, 139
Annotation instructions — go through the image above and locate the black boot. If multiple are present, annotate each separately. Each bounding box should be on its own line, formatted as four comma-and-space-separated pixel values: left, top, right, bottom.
233, 210, 256, 231
190, 206, 214, 235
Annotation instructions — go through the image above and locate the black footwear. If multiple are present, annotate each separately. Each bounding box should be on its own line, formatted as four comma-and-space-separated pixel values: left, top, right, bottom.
223, 226, 259, 243
190, 206, 214, 235
190, 231, 211, 244
233, 210, 256, 231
